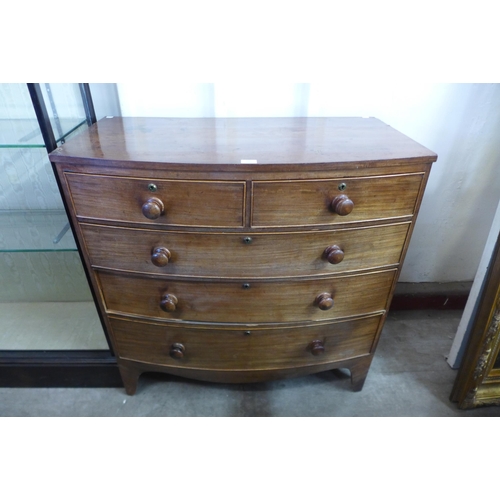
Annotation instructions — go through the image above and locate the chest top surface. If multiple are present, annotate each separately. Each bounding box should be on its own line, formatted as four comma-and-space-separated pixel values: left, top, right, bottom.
49, 117, 437, 170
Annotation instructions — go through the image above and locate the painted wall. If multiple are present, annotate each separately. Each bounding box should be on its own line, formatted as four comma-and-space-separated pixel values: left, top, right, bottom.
114, 83, 500, 283
89, 83, 121, 119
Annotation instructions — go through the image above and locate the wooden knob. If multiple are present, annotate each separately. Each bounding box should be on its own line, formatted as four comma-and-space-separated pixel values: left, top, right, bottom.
160, 293, 178, 312
309, 340, 325, 356
151, 247, 171, 267
170, 343, 185, 359
330, 194, 354, 216
315, 292, 334, 310
142, 197, 165, 220
324, 245, 344, 264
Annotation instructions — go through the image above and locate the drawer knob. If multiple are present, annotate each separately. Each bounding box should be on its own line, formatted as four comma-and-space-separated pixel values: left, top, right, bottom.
142, 197, 165, 220
315, 292, 334, 310
324, 245, 344, 264
160, 293, 178, 312
170, 343, 185, 359
151, 247, 172, 267
309, 340, 325, 356
330, 194, 354, 216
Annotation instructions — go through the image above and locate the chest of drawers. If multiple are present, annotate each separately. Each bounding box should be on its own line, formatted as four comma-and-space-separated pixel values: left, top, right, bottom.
49, 117, 437, 395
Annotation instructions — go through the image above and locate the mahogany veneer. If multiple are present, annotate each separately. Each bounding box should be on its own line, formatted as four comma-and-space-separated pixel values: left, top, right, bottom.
50, 117, 437, 395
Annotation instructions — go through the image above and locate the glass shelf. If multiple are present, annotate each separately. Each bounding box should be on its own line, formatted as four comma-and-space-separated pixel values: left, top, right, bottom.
0, 83, 108, 358
0, 84, 89, 253
0, 209, 77, 252
0, 118, 87, 148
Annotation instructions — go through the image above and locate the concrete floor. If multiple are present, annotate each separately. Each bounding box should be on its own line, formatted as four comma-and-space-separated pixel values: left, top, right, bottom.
1, 309, 500, 416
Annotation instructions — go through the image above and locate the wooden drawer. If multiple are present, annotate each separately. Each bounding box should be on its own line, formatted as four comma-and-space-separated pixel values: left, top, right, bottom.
110, 314, 382, 371
65, 172, 245, 228
98, 269, 396, 323
252, 173, 424, 227
81, 222, 409, 278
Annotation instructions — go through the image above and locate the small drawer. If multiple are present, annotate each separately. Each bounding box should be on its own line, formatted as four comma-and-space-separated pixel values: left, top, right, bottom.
81, 222, 409, 278
110, 314, 383, 371
97, 269, 396, 324
65, 172, 245, 228
251, 173, 424, 227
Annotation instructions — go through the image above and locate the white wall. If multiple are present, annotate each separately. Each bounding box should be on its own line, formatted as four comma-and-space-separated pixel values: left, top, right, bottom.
114, 83, 500, 283
89, 83, 121, 119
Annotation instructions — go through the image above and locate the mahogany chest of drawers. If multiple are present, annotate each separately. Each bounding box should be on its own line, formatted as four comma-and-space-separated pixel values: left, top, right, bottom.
49, 117, 437, 395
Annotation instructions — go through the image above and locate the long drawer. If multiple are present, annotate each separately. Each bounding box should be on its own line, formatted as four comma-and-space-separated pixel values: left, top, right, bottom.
98, 269, 396, 324
65, 172, 246, 228
81, 222, 410, 278
110, 314, 383, 371
252, 173, 424, 227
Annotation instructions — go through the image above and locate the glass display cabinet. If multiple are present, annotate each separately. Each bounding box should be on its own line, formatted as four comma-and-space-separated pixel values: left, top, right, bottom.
0, 84, 120, 387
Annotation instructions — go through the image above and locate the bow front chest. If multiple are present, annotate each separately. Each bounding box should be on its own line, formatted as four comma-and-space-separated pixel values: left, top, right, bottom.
49, 117, 437, 395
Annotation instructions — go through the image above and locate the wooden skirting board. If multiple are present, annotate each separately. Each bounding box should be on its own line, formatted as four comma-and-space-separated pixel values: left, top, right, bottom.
392, 281, 471, 310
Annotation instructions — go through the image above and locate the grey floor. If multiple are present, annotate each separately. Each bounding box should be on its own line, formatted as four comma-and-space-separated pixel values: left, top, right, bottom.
2, 309, 500, 417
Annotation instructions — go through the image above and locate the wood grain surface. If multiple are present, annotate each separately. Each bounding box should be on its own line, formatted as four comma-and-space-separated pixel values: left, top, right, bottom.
110, 314, 382, 371
65, 172, 245, 227
49, 117, 437, 168
97, 269, 396, 324
80, 222, 410, 278
252, 174, 424, 227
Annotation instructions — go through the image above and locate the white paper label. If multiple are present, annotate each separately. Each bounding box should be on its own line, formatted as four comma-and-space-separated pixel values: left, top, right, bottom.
241, 159, 257, 164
